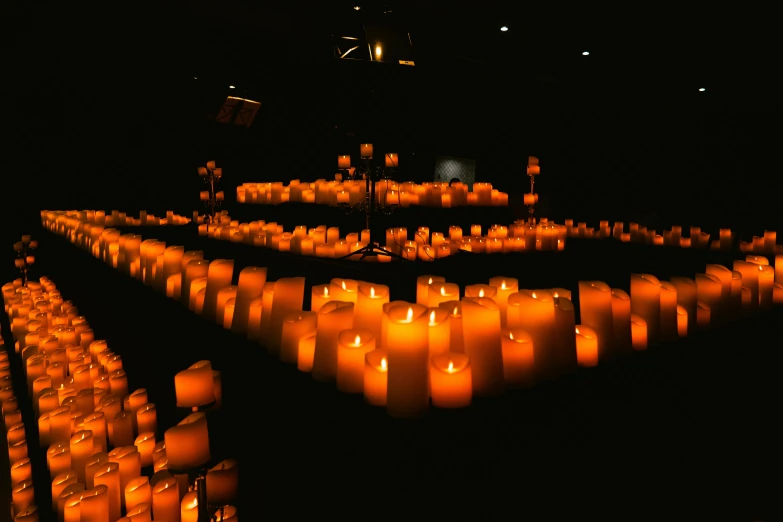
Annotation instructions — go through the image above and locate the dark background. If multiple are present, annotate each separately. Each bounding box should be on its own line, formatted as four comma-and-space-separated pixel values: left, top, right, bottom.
3, 1, 782, 252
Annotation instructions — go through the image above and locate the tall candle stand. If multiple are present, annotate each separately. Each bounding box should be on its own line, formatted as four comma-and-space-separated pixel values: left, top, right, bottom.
13, 235, 37, 286
198, 161, 224, 233
526, 157, 541, 224
338, 149, 408, 261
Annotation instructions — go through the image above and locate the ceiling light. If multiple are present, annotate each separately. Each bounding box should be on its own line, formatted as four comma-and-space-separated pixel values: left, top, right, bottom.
500, 26, 508, 32
353, 5, 360, 10
229, 85, 236, 89
698, 87, 706, 92
582, 51, 590, 56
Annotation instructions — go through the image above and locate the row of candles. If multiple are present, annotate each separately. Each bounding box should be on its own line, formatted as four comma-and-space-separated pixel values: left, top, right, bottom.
72, 210, 191, 228
43, 210, 783, 420
237, 179, 510, 207
566, 220, 782, 254
1, 277, 238, 521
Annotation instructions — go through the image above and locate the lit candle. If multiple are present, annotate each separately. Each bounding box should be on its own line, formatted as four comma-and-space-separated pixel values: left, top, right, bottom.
337, 329, 376, 393
416, 275, 445, 307
630, 274, 661, 346
386, 303, 430, 418
135, 432, 156, 467
202, 259, 234, 322
670, 277, 697, 336
297, 333, 317, 372
360, 143, 373, 158
337, 154, 351, 169
461, 297, 504, 396
12, 479, 35, 515
384, 152, 398, 167
231, 267, 267, 335
676, 305, 688, 337
126, 502, 152, 521
164, 412, 211, 470
696, 301, 711, 328
10, 457, 32, 486
427, 282, 460, 309
608, 289, 632, 354
93, 462, 121, 522
363, 349, 388, 406
429, 353, 472, 408
47, 441, 71, 479
355, 283, 389, 343
489, 276, 519, 328
705, 264, 733, 321
52, 470, 79, 511
464, 284, 497, 300
630, 314, 647, 350
181, 258, 209, 309
84, 452, 109, 489
659, 281, 679, 341
206, 458, 238, 506
733, 260, 759, 312
151, 476, 181, 522
312, 301, 354, 382
79, 484, 110, 522
57, 483, 86, 522
574, 325, 599, 367
310, 284, 332, 313
758, 264, 774, 309
268, 277, 306, 355
509, 290, 556, 380
215, 286, 237, 328
578, 281, 615, 361
109, 445, 142, 501
181, 490, 199, 522
500, 328, 535, 388
551, 296, 578, 376
70, 429, 94, 483
280, 312, 318, 364
125, 476, 152, 512
426, 307, 451, 356
175, 360, 214, 409
694, 273, 721, 329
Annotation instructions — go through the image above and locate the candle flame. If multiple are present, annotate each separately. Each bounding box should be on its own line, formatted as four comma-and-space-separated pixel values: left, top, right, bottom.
532, 292, 537, 299
429, 310, 436, 325
447, 360, 454, 372
370, 286, 375, 298
380, 357, 387, 371
453, 306, 458, 316
575, 327, 580, 334
479, 289, 484, 297
342, 281, 347, 290
354, 335, 361, 346
501, 280, 507, 289
428, 277, 433, 284
759, 265, 764, 271
440, 286, 446, 296
553, 292, 559, 298
324, 287, 329, 297
406, 307, 413, 322
509, 332, 514, 340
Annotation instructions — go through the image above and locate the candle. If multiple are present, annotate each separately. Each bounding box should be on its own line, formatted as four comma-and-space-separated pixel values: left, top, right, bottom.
152, 476, 181, 522
416, 275, 445, 307
500, 328, 535, 387
385, 303, 430, 418
360, 143, 373, 158
312, 301, 354, 382
733, 260, 759, 312
489, 276, 519, 328
10, 457, 32, 486
677, 305, 688, 337
181, 490, 199, 522
337, 329, 376, 393
175, 360, 214, 409
384, 152, 398, 167
126, 502, 153, 521
758, 264, 774, 309
696, 301, 711, 328
268, 277, 306, 354
52, 470, 79, 510
461, 296, 504, 396
355, 283, 389, 343
464, 284, 497, 300
608, 289, 632, 354
12, 479, 35, 515
509, 290, 557, 380
280, 312, 318, 364
125, 476, 152, 512
578, 281, 615, 361
135, 432, 156, 467
79, 484, 110, 522
429, 352, 472, 408
427, 282, 460, 309
630, 274, 661, 346
670, 277, 697, 336
337, 154, 351, 169
164, 412, 211, 470
181, 258, 209, 309
659, 281, 679, 341
363, 349, 388, 406
575, 325, 599, 367
297, 332, 317, 372
426, 307, 451, 356
215, 286, 237, 327
705, 264, 733, 321
47, 442, 71, 479
84, 452, 109, 489
206, 458, 239, 506
550, 296, 578, 376
70, 429, 94, 483
202, 259, 234, 322
57, 483, 86, 522
695, 273, 721, 328
109, 445, 142, 499
93, 462, 121, 522
630, 314, 647, 350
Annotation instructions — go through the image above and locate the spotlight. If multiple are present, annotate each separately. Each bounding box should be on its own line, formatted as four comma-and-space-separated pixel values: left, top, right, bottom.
500, 26, 508, 32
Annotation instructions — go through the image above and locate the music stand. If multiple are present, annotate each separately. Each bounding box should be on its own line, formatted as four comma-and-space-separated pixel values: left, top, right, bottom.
216, 96, 261, 127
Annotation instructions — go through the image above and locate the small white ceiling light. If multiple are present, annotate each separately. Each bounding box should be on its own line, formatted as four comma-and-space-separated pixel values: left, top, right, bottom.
582, 51, 590, 56
698, 87, 706, 92
354, 5, 361, 10
500, 26, 508, 32
229, 85, 236, 89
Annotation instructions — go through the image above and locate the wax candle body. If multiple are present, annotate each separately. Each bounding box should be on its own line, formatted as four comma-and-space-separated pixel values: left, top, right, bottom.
280, 312, 318, 364
430, 352, 472, 408
364, 349, 388, 406
575, 325, 599, 367
385, 303, 429, 418
268, 277, 306, 354
630, 274, 661, 345
578, 281, 615, 361
659, 281, 679, 341
610, 289, 633, 353
510, 290, 557, 380
355, 283, 390, 343
461, 297, 504, 396
670, 277, 697, 335
416, 275, 445, 306
312, 301, 354, 382
337, 329, 376, 393
501, 328, 535, 387
630, 314, 647, 350
489, 276, 519, 328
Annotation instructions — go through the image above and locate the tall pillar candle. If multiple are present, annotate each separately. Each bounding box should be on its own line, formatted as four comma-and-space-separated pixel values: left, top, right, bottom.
552, 296, 578, 376
179, 251, 204, 305
670, 277, 697, 335
70, 429, 94, 483
509, 290, 556, 380
231, 267, 267, 335
574, 325, 599, 367
363, 349, 388, 406
159, 246, 185, 294
93, 462, 121, 522
202, 260, 234, 322
695, 273, 722, 328
429, 352, 472, 408
578, 281, 615, 361
501, 328, 535, 388
416, 275, 445, 306
438, 300, 464, 353
385, 303, 430, 418
182, 260, 209, 309
610, 289, 632, 353
312, 301, 354, 382
733, 260, 759, 312
630, 314, 647, 350
705, 264, 732, 321
355, 283, 389, 343
337, 329, 375, 393
258, 282, 276, 346
310, 284, 332, 313
151, 476, 181, 522
659, 281, 679, 341
426, 307, 451, 356
461, 297, 504, 396
488, 276, 518, 328
268, 277, 306, 354
279, 312, 318, 364
758, 265, 774, 309
630, 274, 661, 345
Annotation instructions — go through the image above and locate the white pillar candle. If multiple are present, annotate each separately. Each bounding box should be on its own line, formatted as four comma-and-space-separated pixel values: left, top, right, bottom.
429, 352, 472, 408
438, 300, 464, 353
79, 484, 110, 522
70, 429, 94, 483
175, 360, 214, 409
310, 284, 332, 313
461, 297, 504, 396
231, 266, 267, 335
385, 303, 430, 418
574, 325, 599, 367
500, 328, 535, 387
93, 462, 121, 522
610, 289, 632, 353
733, 260, 760, 313
164, 412, 210, 470
509, 290, 557, 380
426, 282, 460, 309
630, 314, 647, 350
630, 274, 661, 346
355, 283, 389, 344
488, 276, 518, 328
182, 260, 209, 310
578, 281, 615, 361
551, 296, 578, 376
336, 329, 376, 393
312, 301, 354, 382
426, 307, 451, 356
363, 349, 388, 406
695, 274, 722, 328
416, 275, 445, 306
215, 286, 237, 327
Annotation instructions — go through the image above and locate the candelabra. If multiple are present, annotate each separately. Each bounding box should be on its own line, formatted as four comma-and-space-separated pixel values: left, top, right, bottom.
336, 146, 408, 261
525, 156, 541, 224
198, 161, 225, 233
13, 235, 37, 286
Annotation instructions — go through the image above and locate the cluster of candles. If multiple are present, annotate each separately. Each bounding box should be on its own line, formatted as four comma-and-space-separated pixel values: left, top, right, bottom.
194, 218, 565, 261
71, 210, 191, 228
566, 220, 782, 254
1, 277, 238, 521
237, 179, 509, 207
43, 209, 783, 420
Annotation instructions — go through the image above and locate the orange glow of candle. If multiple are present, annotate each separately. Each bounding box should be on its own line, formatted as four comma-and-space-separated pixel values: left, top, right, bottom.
676, 305, 688, 337
336, 329, 376, 393
630, 314, 648, 351
500, 328, 535, 388
574, 326, 599, 367
363, 349, 388, 407
125, 476, 152, 512
429, 352, 472, 408
181, 490, 199, 522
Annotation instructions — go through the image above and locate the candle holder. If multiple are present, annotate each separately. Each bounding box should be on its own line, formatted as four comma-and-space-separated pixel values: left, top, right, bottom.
13, 235, 37, 286
198, 161, 224, 233
168, 465, 228, 522
338, 150, 408, 261
525, 156, 540, 224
